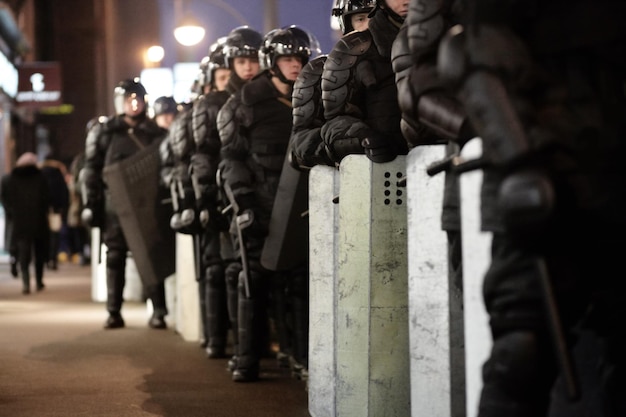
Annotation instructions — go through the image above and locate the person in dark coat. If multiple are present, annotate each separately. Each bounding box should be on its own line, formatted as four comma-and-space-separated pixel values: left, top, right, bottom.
0, 152, 50, 294
40, 155, 70, 270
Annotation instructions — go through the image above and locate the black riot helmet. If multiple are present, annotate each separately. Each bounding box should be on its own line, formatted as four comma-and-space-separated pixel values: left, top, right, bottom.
222, 26, 263, 69
332, 0, 376, 34
114, 77, 148, 118
153, 96, 178, 117
259, 25, 318, 75
198, 37, 228, 89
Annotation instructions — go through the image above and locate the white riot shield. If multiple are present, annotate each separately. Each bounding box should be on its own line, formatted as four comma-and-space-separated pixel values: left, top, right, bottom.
460, 138, 493, 417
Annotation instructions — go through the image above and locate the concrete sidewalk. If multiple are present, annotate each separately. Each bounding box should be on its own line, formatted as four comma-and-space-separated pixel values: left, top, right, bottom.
0, 262, 309, 417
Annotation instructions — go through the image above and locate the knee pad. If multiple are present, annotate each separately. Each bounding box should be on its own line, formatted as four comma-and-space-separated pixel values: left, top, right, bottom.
483, 331, 539, 396
225, 262, 241, 289
206, 264, 225, 288
106, 249, 125, 270
239, 269, 264, 295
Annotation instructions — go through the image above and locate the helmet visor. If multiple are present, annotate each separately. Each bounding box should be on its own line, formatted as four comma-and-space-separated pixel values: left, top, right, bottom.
115, 93, 146, 116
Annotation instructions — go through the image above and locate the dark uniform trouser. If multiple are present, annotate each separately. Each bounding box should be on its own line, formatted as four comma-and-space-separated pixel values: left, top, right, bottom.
472, 34, 626, 416
17, 236, 47, 290
104, 210, 167, 316
234, 232, 269, 372
478, 219, 626, 417
202, 226, 230, 351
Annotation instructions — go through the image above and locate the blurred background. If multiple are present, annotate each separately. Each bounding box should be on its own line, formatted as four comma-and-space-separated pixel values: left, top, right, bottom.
0, 0, 343, 175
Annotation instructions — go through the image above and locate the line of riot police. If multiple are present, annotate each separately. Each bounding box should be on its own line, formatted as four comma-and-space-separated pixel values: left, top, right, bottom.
82, 0, 626, 414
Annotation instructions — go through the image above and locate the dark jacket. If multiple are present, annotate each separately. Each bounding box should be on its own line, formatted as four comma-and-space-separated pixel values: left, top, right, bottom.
0, 165, 50, 246
83, 114, 166, 222
218, 71, 294, 228
40, 159, 69, 215
321, 10, 408, 163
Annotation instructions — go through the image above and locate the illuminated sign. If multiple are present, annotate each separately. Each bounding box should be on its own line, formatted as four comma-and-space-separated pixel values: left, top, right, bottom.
16, 62, 63, 107
0, 52, 18, 97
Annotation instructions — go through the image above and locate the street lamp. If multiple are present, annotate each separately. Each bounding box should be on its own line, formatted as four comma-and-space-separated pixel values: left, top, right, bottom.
146, 45, 165, 64
173, 0, 205, 46
174, 18, 206, 46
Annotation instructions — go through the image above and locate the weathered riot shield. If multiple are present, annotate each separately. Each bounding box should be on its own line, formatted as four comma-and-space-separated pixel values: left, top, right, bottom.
260, 154, 309, 271
103, 138, 175, 286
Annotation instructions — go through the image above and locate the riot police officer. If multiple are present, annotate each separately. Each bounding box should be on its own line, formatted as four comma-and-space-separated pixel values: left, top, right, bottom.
189, 37, 234, 359
321, 0, 409, 164
213, 25, 263, 371
82, 78, 169, 330
222, 26, 264, 95
438, 1, 626, 416
291, 0, 374, 169
332, 0, 374, 34
153, 95, 179, 130
217, 25, 314, 382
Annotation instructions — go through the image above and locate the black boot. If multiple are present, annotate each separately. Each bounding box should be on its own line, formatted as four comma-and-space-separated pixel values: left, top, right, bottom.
21, 266, 30, 294
198, 278, 209, 348
269, 273, 292, 367
105, 252, 126, 319
104, 312, 125, 329
10, 256, 18, 278
147, 282, 168, 329
233, 296, 260, 382
35, 261, 45, 291
290, 271, 309, 379
225, 262, 241, 368
148, 313, 167, 329
206, 264, 228, 358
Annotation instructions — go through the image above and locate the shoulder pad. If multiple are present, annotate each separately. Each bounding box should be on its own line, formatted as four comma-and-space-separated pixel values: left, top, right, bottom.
293, 57, 325, 111
295, 56, 327, 89
217, 94, 240, 143
324, 30, 372, 72
391, 25, 413, 74
407, 0, 446, 24
192, 91, 228, 149
169, 112, 193, 158
407, 14, 446, 55
293, 58, 325, 130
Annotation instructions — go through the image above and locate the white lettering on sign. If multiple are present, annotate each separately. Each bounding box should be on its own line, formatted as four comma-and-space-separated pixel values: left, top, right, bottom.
16, 90, 62, 102
30, 73, 45, 92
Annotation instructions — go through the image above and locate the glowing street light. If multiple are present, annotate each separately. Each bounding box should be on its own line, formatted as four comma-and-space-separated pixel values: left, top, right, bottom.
146, 45, 165, 63
174, 18, 206, 46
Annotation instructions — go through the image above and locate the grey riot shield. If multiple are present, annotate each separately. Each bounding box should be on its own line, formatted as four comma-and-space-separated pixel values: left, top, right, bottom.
103, 138, 175, 286
260, 154, 309, 271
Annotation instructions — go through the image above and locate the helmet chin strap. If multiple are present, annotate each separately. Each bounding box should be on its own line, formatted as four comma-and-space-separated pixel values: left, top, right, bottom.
384, 8, 404, 25
271, 67, 295, 86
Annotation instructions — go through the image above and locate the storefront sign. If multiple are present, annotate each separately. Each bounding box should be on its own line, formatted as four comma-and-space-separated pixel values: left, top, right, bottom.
16, 62, 63, 107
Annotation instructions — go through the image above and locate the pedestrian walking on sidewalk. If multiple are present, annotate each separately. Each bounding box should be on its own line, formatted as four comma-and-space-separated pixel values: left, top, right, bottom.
0, 152, 50, 294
